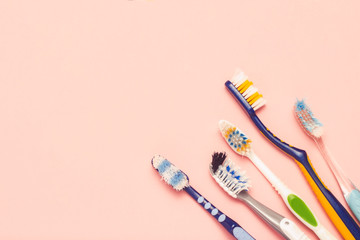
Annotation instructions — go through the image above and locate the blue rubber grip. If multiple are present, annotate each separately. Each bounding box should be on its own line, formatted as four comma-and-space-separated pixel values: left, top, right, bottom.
225, 80, 360, 239
346, 189, 360, 223
184, 186, 255, 240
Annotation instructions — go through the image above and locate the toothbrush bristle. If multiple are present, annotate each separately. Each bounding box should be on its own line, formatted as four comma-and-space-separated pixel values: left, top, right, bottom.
151, 155, 189, 191
230, 69, 266, 111
219, 120, 252, 155
294, 99, 324, 138
211, 152, 227, 173
210, 152, 250, 198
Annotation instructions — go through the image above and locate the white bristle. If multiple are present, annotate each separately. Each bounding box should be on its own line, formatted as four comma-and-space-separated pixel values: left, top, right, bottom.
152, 154, 165, 168
312, 127, 324, 138
218, 120, 230, 134
231, 69, 248, 87
253, 98, 266, 111
243, 86, 257, 99
211, 159, 250, 198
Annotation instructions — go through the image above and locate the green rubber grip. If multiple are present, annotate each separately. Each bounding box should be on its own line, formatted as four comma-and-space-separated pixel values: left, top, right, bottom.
287, 194, 318, 227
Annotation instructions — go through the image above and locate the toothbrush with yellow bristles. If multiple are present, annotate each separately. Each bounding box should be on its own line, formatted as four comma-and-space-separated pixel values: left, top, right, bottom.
294, 99, 360, 223
224, 69, 360, 240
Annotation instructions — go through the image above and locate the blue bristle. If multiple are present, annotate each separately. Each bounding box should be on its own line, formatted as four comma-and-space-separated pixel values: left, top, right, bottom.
170, 171, 185, 187
221, 163, 249, 190
242, 141, 247, 144
295, 99, 306, 112
230, 142, 233, 146
228, 138, 231, 142
234, 144, 237, 148
236, 130, 239, 134
158, 159, 171, 174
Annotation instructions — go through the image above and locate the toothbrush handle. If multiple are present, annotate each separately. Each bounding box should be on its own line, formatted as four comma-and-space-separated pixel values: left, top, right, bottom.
346, 189, 360, 223
315, 138, 354, 197
250, 153, 337, 240
316, 138, 360, 223
284, 193, 337, 240
184, 186, 255, 240
296, 154, 360, 239
239, 192, 309, 240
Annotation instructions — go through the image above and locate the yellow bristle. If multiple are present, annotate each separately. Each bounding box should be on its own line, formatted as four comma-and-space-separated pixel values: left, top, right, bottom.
249, 94, 263, 105
237, 80, 249, 91
225, 128, 233, 137
247, 92, 259, 103
240, 81, 253, 94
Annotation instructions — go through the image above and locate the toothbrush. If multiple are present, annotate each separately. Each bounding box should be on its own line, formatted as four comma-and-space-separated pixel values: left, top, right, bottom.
151, 154, 255, 240
210, 152, 310, 240
294, 99, 360, 223
224, 69, 360, 240
218, 120, 337, 240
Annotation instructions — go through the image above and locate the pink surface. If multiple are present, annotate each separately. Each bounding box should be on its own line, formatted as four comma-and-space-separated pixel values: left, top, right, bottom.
0, 0, 359, 239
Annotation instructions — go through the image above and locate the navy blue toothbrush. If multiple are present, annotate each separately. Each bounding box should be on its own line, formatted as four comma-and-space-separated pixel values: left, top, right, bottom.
151, 154, 255, 240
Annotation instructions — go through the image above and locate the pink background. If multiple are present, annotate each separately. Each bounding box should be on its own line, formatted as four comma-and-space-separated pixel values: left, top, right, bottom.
0, 0, 359, 239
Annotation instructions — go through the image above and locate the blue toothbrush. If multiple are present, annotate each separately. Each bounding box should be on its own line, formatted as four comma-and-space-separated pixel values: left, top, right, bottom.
151, 154, 255, 240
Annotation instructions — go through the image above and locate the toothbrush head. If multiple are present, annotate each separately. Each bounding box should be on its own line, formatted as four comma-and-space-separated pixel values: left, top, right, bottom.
294, 99, 324, 138
210, 152, 251, 198
229, 69, 266, 111
219, 120, 252, 155
151, 155, 189, 191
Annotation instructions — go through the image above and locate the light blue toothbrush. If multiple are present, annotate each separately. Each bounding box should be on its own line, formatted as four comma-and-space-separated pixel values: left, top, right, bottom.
295, 99, 360, 223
